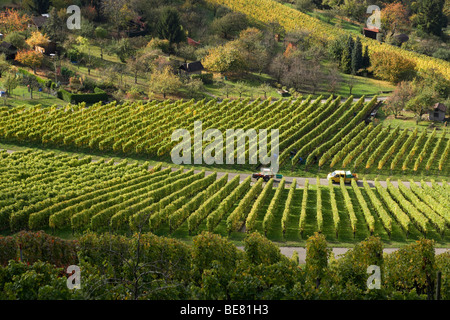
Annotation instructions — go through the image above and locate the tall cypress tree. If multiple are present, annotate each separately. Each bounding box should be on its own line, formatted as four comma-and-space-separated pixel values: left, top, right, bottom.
340, 35, 353, 74
351, 37, 363, 75
157, 8, 186, 48
362, 45, 370, 69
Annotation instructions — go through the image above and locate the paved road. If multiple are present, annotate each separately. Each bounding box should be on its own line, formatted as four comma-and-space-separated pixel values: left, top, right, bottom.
164, 167, 448, 189
237, 247, 450, 264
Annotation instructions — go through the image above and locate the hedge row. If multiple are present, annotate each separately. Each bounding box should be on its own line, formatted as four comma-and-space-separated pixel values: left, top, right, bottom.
57, 87, 108, 104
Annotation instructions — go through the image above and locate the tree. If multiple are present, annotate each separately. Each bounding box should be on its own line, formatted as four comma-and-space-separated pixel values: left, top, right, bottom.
414, 0, 447, 36
4, 32, 27, 50
0, 9, 30, 34
340, 36, 354, 74
127, 48, 159, 84
340, 0, 369, 22
184, 78, 204, 99
210, 12, 248, 39
268, 54, 288, 83
22, 0, 50, 15
384, 81, 416, 118
42, 7, 67, 43
25, 31, 50, 49
21, 74, 40, 99
219, 81, 234, 98
381, 2, 411, 37
4, 72, 19, 95
156, 8, 186, 48
235, 28, 270, 74
351, 37, 363, 75
108, 38, 137, 63
258, 83, 272, 99
327, 34, 347, 65
148, 66, 182, 99
327, 64, 342, 94
369, 51, 416, 83
202, 41, 247, 75
346, 74, 356, 96
15, 50, 44, 74
102, 0, 137, 37
76, 36, 93, 75
406, 84, 438, 124
0, 54, 10, 78
234, 81, 248, 98
362, 45, 370, 69
94, 27, 108, 60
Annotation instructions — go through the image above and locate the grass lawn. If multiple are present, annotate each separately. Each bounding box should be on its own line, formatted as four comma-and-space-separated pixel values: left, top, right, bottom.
376, 108, 447, 131
0, 83, 68, 108
325, 73, 394, 98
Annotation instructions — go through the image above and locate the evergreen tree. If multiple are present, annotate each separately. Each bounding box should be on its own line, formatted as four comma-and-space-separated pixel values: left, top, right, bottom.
42, 8, 67, 44
157, 8, 186, 48
340, 35, 354, 74
415, 0, 447, 37
362, 45, 370, 69
351, 37, 363, 75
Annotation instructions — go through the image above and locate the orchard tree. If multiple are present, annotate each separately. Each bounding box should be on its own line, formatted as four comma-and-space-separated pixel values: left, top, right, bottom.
381, 2, 411, 37
148, 66, 182, 99
0, 54, 10, 78
235, 28, 270, 74
384, 81, 416, 118
0, 9, 30, 34
102, 0, 137, 37
210, 12, 248, 39
4, 32, 27, 50
25, 31, 50, 49
127, 48, 160, 84
21, 74, 40, 98
15, 50, 44, 74
406, 84, 438, 124
258, 83, 272, 99
94, 26, 108, 60
76, 36, 93, 75
234, 81, 248, 99
202, 41, 247, 75
4, 72, 19, 95
184, 78, 204, 99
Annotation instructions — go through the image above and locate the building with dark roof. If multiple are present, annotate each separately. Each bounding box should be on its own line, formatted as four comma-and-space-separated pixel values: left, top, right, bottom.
29, 15, 48, 29
0, 42, 17, 60
179, 61, 204, 75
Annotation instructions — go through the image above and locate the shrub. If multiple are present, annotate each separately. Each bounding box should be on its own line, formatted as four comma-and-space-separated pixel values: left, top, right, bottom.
369, 51, 416, 83
305, 232, 330, 288
384, 238, 436, 298
335, 236, 384, 290
244, 232, 283, 266
191, 73, 214, 84
191, 232, 241, 282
